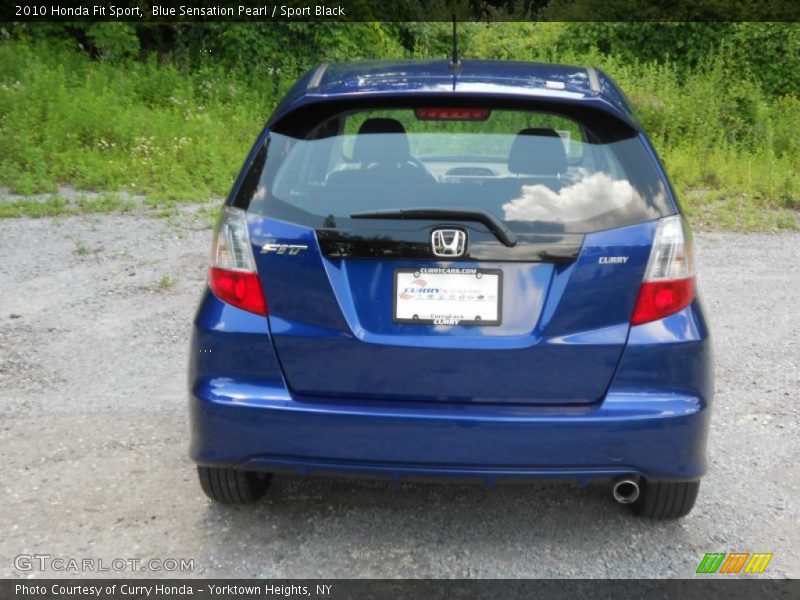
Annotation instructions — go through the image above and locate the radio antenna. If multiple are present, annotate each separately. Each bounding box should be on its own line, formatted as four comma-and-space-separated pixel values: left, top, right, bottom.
449, 14, 461, 74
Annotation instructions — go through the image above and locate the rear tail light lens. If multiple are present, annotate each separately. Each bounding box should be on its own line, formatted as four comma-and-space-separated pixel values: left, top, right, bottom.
208, 268, 266, 315
631, 215, 695, 325
208, 206, 266, 315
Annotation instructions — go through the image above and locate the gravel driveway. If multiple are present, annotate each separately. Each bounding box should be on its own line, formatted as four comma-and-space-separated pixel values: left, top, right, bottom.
0, 207, 798, 578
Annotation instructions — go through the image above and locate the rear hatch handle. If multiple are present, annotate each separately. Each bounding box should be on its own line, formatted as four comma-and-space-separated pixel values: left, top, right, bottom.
350, 208, 517, 248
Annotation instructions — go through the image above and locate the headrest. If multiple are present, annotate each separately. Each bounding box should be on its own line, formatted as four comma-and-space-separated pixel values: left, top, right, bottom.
352, 118, 411, 164
508, 128, 568, 176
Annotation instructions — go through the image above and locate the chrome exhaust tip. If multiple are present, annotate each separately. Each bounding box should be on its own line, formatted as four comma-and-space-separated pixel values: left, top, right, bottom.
612, 478, 640, 504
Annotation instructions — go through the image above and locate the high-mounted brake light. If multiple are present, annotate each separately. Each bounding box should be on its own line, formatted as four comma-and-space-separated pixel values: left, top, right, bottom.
631, 215, 696, 325
208, 206, 267, 315
415, 107, 490, 121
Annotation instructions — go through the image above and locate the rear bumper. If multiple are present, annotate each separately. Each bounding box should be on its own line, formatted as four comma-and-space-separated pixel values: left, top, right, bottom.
190, 380, 709, 482
189, 293, 712, 483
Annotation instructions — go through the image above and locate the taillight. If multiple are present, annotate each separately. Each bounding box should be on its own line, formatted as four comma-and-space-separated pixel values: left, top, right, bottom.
208, 206, 267, 315
631, 215, 695, 325
414, 107, 490, 121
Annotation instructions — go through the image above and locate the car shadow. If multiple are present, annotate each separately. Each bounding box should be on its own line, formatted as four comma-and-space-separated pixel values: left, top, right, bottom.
195, 473, 689, 577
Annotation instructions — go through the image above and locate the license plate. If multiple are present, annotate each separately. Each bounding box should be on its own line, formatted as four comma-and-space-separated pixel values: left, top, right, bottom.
393, 268, 502, 326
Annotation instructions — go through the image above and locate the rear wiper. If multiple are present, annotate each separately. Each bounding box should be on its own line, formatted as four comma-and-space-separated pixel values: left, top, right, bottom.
350, 208, 517, 248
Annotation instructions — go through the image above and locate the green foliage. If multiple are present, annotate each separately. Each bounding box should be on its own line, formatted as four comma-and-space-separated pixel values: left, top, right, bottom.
464, 22, 800, 98
460, 23, 800, 227
728, 23, 800, 97
585, 53, 799, 213
174, 22, 405, 73
0, 40, 275, 199
85, 23, 140, 61
1, 22, 798, 230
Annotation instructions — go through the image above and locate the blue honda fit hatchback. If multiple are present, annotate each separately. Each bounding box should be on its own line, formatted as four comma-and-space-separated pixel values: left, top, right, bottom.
189, 60, 712, 518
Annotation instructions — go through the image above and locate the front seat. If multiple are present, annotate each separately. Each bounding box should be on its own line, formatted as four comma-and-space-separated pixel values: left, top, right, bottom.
507, 127, 568, 179
327, 118, 436, 189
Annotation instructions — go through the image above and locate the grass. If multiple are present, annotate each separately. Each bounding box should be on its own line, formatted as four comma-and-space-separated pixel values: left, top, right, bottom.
0, 192, 134, 218
682, 190, 798, 232
0, 40, 273, 202
0, 36, 797, 231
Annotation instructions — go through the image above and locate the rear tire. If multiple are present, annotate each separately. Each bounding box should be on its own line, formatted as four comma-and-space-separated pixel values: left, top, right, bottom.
632, 479, 699, 519
197, 466, 272, 503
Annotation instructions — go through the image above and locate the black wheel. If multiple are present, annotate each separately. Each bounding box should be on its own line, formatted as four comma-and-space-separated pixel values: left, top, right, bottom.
197, 466, 272, 503
632, 479, 700, 519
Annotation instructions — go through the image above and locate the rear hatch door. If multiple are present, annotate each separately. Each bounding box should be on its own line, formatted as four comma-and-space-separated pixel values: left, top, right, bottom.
244, 102, 670, 404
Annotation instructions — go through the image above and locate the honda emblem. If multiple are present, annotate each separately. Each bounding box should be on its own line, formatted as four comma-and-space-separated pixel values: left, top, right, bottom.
431, 229, 467, 257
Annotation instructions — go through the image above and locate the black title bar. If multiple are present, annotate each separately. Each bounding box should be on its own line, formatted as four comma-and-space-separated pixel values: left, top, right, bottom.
2, 0, 800, 22
3, 579, 800, 600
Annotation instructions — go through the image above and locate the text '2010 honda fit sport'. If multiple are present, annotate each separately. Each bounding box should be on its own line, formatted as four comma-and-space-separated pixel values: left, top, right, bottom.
189, 60, 712, 519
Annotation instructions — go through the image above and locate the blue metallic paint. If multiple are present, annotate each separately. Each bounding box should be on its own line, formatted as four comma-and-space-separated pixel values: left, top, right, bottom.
270, 60, 639, 128
189, 290, 711, 481
189, 60, 712, 483
250, 219, 660, 404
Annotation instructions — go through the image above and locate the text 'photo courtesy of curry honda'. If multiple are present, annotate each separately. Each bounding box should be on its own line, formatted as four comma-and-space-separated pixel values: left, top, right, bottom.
188, 58, 712, 520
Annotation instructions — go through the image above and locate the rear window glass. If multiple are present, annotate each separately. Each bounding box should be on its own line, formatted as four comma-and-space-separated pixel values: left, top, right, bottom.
243, 106, 672, 234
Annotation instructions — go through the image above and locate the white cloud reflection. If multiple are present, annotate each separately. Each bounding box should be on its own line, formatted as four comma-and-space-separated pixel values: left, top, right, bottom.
502, 172, 644, 223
